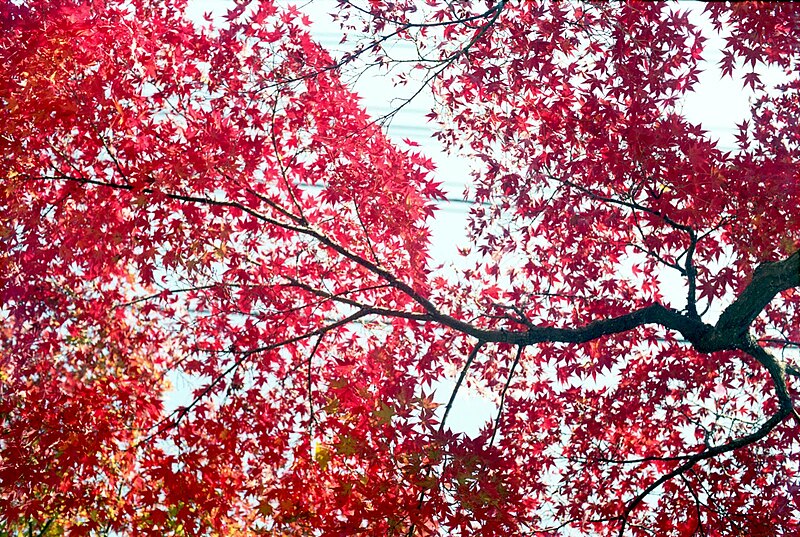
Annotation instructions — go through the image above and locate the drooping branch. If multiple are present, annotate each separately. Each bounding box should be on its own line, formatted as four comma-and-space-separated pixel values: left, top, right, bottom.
737, 336, 796, 416
615, 334, 797, 536
616, 369, 793, 537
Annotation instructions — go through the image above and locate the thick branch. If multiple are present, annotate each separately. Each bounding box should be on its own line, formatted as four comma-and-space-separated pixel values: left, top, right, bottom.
714, 251, 800, 339
456, 302, 710, 347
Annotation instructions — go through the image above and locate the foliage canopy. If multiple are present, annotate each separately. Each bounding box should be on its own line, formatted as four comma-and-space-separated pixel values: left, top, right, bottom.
2, 0, 800, 535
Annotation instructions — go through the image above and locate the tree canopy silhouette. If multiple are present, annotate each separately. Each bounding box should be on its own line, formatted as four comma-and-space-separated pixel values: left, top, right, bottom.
2, 1, 799, 535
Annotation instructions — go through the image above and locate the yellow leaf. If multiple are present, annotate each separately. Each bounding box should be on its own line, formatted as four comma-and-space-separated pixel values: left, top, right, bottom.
313, 441, 331, 470
373, 402, 394, 425
335, 435, 357, 456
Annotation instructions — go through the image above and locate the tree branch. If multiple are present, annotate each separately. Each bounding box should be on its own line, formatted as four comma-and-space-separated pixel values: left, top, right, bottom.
616, 398, 791, 537
489, 344, 524, 447
140, 307, 376, 444
616, 340, 796, 537
439, 341, 484, 433
37, 175, 800, 360
714, 251, 800, 339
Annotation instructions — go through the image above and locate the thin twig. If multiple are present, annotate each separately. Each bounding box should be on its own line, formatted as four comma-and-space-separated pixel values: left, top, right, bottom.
489, 344, 524, 447
439, 340, 485, 432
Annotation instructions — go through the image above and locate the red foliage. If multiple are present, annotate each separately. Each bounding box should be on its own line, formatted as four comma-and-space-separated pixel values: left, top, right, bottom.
1, 1, 799, 535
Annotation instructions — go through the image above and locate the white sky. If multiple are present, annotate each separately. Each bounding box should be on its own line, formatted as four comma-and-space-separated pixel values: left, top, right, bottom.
185, 0, 783, 262
181, 0, 787, 436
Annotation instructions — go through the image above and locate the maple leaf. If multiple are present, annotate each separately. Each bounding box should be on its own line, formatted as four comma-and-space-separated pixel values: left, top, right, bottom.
3, 1, 800, 536
743, 70, 762, 90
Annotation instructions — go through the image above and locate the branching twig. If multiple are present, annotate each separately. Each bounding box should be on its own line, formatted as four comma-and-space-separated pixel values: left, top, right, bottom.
137, 308, 375, 445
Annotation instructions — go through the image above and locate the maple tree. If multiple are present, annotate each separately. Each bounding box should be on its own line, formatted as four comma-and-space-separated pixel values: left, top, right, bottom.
2, 0, 800, 535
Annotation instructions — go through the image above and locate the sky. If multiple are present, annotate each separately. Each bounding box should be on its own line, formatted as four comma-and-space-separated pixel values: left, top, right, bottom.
178, 0, 787, 436
185, 0, 780, 261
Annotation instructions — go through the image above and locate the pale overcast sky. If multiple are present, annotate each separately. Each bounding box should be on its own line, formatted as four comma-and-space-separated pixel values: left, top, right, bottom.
181, 0, 787, 436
